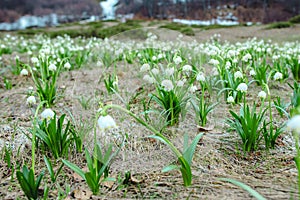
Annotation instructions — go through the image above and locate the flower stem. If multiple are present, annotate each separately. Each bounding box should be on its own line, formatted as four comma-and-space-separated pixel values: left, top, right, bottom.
100, 104, 182, 158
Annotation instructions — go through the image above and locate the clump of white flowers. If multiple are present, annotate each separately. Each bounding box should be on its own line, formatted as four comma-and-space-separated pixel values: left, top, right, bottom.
227, 96, 235, 103
151, 68, 159, 75
173, 56, 183, 65
208, 59, 220, 66
161, 80, 174, 91
196, 72, 205, 82
49, 63, 57, 71
249, 69, 256, 76
234, 71, 243, 79
31, 57, 39, 64
258, 91, 267, 99
242, 53, 252, 62
143, 74, 155, 84
20, 68, 29, 76
64, 62, 71, 69
236, 83, 248, 93
273, 72, 283, 81
176, 79, 185, 87
165, 67, 175, 76
97, 115, 117, 130
41, 108, 55, 120
189, 84, 197, 93
26, 96, 36, 105
182, 64, 192, 72
140, 63, 150, 72
286, 115, 300, 134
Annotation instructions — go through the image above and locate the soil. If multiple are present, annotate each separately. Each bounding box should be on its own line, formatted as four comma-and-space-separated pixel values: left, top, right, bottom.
0, 24, 299, 199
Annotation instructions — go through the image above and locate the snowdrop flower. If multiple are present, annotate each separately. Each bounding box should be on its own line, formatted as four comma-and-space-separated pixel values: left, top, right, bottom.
158, 53, 163, 59
143, 74, 155, 84
28, 86, 34, 91
165, 67, 175, 76
236, 83, 248, 93
151, 68, 159, 75
196, 72, 205, 82
26, 96, 36, 105
176, 79, 185, 87
208, 59, 220, 66
189, 84, 197, 93
41, 108, 55, 120
227, 96, 235, 103
273, 72, 283, 80
225, 61, 231, 69
31, 57, 39, 64
173, 56, 183, 65
15, 55, 19, 60
182, 64, 192, 72
258, 91, 267, 99
234, 71, 243, 79
161, 80, 174, 91
20, 69, 29, 76
98, 115, 117, 130
49, 63, 57, 71
64, 62, 71, 69
242, 53, 252, 62
152, 56, 157, 61
286, 115, 300, 134
249, 69, 256, 76
212, 67, 219, 76
140, 63, 150, 72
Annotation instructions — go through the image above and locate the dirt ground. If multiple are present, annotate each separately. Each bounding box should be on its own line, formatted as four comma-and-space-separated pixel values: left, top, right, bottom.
0, 24, 299, 199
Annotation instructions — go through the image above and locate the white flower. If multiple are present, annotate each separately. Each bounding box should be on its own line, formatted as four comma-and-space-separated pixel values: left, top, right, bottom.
98, 115, 117, 130
28, 86, 34, 91
161, 80, 174, 91
286, 115, 300, 134
182, 64, 192, 72
236, 83, 248, 93
234, 71, 243, 79
165, 67, 175, 76
173, 56, 183, 65
31, 57, 39, 64
258, 91, 267, 99
152, 56, 157, 61
242, 53, 252, 62
176, 79, 185, 87
26, 96, 36, 105
64, 62, 71, 69
151, 68, 159, 75
20, 69, 29, 76
208, 59, 220, 66
196, 72, 205, 82
225, 61, 231, 69
249, 69, 256, 76
143, 74, 155, 84
41, 108, 55, 120
273, 72, 283, 80
49, 63, 57, 71
140, 63, 150, 72
15, 55, 19, 60
189, 84, 197, 93
227, 96, 235, 103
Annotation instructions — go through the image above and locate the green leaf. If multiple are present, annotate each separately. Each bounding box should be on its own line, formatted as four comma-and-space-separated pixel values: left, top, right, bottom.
162, 164, 179, 173
183, 133, 203, 165
219, 178, 267, 200
44, 156, 54, 181
62, 159, 85, 180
